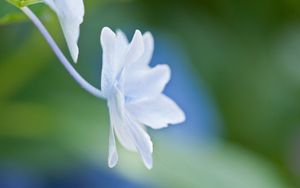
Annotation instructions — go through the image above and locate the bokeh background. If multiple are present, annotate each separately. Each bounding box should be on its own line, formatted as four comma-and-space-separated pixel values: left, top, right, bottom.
1, 0, 300, 187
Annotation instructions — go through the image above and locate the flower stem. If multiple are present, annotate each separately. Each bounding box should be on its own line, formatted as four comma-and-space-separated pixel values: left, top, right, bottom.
21, 6, 105, 99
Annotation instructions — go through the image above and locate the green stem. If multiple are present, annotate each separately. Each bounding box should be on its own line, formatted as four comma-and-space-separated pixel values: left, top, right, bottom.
21, 7, 105, 99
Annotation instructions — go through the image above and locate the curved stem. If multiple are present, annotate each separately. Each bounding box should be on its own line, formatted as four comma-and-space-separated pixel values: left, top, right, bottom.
21, 6, 105, 99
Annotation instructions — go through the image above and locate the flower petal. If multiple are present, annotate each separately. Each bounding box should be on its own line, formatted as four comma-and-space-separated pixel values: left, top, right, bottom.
123, 64, 171, 99
108, 89, 136, 151
100, 27, 117, 95
107, 86, 152, 168
126, 94, 186, 129
116, 30, 129, 47
115, 30, 129, 59
100, 27, 131, 96
134, 32, 154, 68
44, 0, 84, 63
141, 32, 154, 65
125, 114, 153, 169
122, 32, 154, 79
126, 30, 144, 64
108, 126, 118, 168
114, 124, 137, 151
109, 103, 136, 151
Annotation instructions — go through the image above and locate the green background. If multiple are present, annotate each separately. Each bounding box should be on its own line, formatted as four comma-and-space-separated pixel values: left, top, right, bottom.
1, 0, 300, 187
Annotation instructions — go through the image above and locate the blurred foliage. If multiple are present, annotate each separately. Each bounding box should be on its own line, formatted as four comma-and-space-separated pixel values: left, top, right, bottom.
1, 0, 300, 187
119, 142, 290, 188
0, 0, 26, 25
6, 0, 43, 8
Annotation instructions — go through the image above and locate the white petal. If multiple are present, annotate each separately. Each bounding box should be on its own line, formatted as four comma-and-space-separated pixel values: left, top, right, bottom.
115, 30, 129, 58
116, 30, 129, 47
123, 64, 171, 99
141, 32, 154, 65
109, 101, 136, 151
108, 126, 118, 168
114, 124, 137, 151
121, 32, 154, 83
126, 94, 186, 129
108, 89, 136, 151
126, 30, 144, 64
134, 32, 154, 69
100, 27, 130, 95
44, 0, 84, 63
100, 27, 117, 95
107, 86, 153, 168
125, 114, 153, 169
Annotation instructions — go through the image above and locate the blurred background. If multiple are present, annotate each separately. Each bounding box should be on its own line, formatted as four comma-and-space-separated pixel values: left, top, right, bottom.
1, 0, 300, 187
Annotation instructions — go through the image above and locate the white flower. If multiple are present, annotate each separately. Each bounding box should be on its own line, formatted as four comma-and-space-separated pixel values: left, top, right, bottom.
100, 27, 186, 169
44, 0, 84, 63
